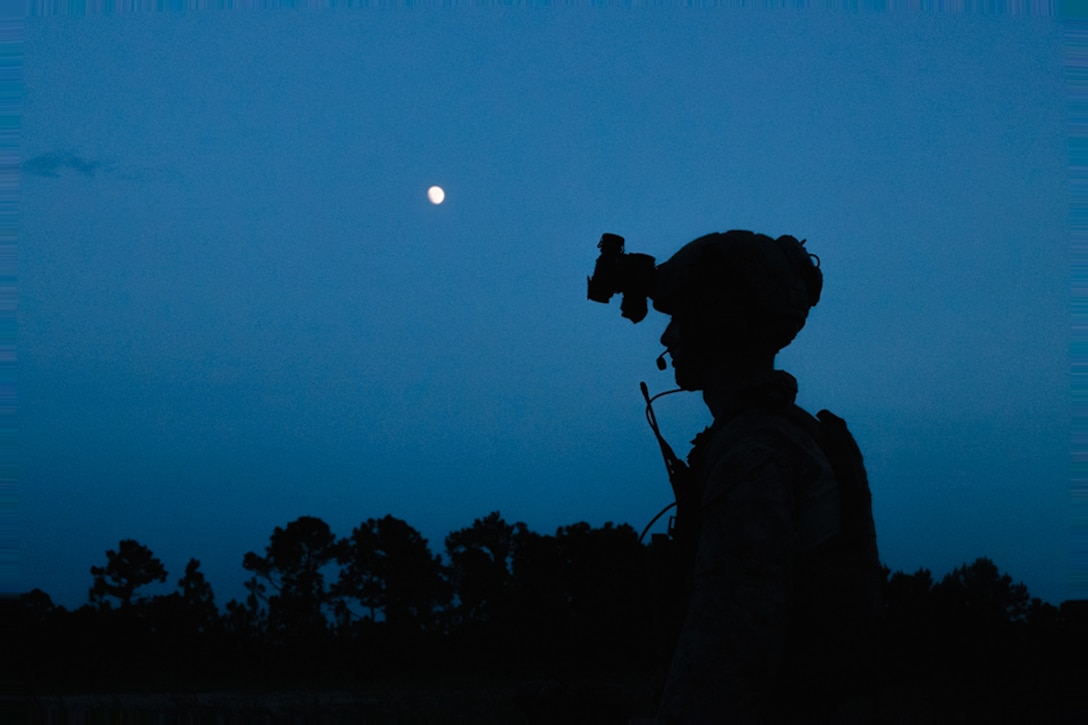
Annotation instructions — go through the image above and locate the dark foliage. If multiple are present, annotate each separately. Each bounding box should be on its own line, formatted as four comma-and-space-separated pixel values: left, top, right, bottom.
9, 521, 1086, 722
242, 515, 341, 646
444, 511, 515, 629
88, 538, 168, 609
334, 512, 452, 655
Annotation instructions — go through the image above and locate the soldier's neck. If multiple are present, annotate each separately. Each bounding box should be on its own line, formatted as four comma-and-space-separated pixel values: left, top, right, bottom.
701, 353, 776, 422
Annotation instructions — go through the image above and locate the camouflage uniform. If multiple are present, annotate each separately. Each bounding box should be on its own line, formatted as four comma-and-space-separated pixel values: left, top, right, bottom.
657, 369, 880, 724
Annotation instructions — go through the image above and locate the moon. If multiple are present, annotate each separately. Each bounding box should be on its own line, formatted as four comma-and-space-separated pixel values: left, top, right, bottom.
427, 186, 445, 204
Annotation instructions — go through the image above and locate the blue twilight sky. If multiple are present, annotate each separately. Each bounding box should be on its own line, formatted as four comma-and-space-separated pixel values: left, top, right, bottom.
14, 5, 1070, 610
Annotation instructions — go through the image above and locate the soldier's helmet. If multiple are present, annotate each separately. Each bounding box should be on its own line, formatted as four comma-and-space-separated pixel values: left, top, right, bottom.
652, 230, 823, 354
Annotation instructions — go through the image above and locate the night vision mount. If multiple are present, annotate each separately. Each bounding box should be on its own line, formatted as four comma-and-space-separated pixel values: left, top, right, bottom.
586, 233, 656, 323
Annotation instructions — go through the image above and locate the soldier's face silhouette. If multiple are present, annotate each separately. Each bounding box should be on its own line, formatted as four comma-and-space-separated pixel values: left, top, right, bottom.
661, 316, 714, 391
662, 303, 770, 394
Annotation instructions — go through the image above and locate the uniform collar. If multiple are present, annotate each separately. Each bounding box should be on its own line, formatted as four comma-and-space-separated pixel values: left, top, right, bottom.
703, 369, 799, 423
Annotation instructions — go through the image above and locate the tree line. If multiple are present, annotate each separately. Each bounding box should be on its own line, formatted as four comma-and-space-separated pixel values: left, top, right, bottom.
8, 511, 1087, 719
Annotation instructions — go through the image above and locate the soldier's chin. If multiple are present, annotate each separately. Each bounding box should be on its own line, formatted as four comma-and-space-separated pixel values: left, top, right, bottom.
673, 365, 705, 392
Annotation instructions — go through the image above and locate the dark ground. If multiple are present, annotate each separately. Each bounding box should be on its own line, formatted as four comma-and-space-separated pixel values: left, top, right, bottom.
4, 676, 1088, 725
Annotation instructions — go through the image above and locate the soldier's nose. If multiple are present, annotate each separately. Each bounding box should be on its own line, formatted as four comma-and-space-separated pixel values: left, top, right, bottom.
661, 320, 678, 347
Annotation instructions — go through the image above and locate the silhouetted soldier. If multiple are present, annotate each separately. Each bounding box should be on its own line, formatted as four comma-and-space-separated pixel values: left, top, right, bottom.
588, 231, 882, 723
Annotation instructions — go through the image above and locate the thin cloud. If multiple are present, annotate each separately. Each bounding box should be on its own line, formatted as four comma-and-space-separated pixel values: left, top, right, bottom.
22, 151, 105, 178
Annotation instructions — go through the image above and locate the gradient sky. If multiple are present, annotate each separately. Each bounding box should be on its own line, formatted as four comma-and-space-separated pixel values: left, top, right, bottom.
13, 4, 1070, 611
